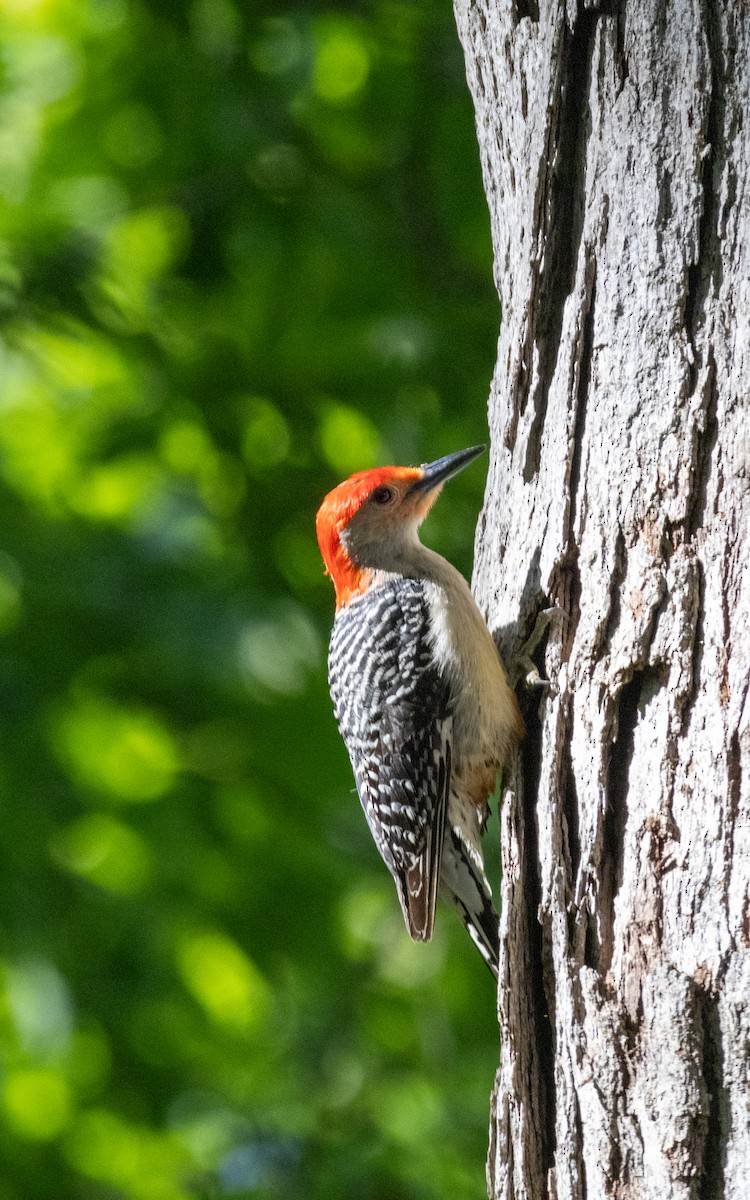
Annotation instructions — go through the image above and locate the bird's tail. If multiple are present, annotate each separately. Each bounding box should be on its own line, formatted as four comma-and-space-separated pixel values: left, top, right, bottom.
440, 826, 499, 979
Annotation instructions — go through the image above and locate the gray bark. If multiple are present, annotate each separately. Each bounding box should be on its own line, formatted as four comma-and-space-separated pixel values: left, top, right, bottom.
453, 2, 750, 1198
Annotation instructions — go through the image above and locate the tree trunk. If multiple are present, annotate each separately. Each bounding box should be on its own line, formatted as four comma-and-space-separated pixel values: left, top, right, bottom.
453, 2, 750, 1197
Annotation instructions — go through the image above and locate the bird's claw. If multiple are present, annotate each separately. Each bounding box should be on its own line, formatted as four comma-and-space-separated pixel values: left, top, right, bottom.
513, 606, 561, 690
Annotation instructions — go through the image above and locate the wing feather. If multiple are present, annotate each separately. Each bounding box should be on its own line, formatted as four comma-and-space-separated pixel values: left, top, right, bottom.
329, 578, 452, 943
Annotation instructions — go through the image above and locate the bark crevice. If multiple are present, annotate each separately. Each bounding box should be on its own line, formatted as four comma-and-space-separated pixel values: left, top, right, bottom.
514, 0, 539, 24
684, 0, 725, 384
517, 694, 556, 1194
523, 11, 597, 482
687, 354, 719, 541
599, 671, 649, 974
561, 718, 581, 901
599, 525, 626, 656
698, 988, 727, 1200
567, 263, 596, 539
682, 557, 706, 737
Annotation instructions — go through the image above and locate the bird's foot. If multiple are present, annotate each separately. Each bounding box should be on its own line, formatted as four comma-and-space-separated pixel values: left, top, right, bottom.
514, 607, 561, 690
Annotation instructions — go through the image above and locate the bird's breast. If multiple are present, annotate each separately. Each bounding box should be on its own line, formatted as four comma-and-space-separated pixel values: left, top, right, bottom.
421, 574, 522, 773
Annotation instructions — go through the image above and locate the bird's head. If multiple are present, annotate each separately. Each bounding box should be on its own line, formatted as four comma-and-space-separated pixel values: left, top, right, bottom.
315, 445, 485, 607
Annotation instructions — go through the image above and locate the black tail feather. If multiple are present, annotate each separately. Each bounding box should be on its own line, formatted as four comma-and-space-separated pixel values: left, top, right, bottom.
440, 827, 499, 978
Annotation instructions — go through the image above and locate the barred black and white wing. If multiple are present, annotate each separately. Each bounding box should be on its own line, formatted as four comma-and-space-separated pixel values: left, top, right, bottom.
329, 577, 452, 942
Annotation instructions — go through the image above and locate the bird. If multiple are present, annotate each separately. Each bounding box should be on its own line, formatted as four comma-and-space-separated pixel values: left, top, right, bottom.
315, 445, 523, 976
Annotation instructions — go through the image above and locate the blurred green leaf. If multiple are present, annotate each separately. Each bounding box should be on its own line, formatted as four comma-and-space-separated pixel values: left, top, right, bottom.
0, 0, 499, 1196
51, 696, 180, 802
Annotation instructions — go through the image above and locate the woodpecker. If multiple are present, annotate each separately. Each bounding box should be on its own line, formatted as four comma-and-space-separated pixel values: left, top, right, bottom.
316, 445, 523, 977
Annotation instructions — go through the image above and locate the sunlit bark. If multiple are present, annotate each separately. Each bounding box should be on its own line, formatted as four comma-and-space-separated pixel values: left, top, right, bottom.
455, 3, 750, 1197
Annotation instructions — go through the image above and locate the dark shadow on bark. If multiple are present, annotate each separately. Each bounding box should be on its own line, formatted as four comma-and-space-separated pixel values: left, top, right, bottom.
698, 989, 728, 1200
523, 12, 597, 481
519, 687, 557, 1189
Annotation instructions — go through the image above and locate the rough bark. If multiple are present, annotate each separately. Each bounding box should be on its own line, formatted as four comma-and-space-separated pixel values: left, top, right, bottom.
453, 3, 750, 1198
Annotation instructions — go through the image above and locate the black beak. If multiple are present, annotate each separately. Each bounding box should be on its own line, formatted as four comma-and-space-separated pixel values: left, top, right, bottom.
408, 445, 486, 495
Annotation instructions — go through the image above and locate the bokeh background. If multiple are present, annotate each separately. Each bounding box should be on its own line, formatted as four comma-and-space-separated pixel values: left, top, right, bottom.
0, 1, 501, 1197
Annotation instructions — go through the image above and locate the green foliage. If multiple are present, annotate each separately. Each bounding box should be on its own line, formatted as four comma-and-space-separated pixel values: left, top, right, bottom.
0, 0, 499, 1196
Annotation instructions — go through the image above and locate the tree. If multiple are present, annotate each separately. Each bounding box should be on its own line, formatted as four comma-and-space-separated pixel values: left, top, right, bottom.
454, 2, 750, 1197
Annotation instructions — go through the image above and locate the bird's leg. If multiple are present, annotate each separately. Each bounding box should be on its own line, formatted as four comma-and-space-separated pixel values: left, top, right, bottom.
512, 607, 561, 690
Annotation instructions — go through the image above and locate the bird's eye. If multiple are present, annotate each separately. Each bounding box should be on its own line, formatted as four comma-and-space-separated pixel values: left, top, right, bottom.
370, 485, 397, 506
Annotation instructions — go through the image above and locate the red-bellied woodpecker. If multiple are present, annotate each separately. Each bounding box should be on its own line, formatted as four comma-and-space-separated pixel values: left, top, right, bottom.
316, 445, 523, 976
